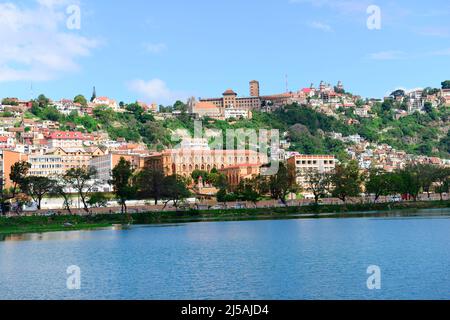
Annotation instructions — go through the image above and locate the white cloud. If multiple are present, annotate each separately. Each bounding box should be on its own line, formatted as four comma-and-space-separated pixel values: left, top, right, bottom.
143, 42, 167, 54
290, 0, 370, 14
0, 0, 98, 82
368, 51, 407, 60
127, 79, 188, 104
308, 21, 333, 32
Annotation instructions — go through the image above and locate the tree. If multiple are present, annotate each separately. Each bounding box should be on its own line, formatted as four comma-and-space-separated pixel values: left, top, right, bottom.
395, 164, 421, 201
135, 167, 166, 205
74, 95, 88, 107
0, 161, 31, 215
22, 176, 56, 210
365, 168, 392, 202
390, 89, 405, 98
381, 99, 394, 113
330, 160, 363, 203
1, 98, 18, 106
423, 102, 433, 114
191, 170, 209, 184
423, 87, 440, 96
211, 173, 229, 190
216, 188, 228, 203
269, 162, 299, 205
441, 80, 450, 89
236, 179, 261, 205
10, 161, 31, 196
52, 179, 73, 214
303, 170, 331, 204
434, 167, 450, 201
37, 94, 50, 108
416, 164, 439, 199
88, 192, 109, 208
63, 166, 98, 213
162, 175, 191, 210
173, 100, 188, 112
110, 158, 136, 214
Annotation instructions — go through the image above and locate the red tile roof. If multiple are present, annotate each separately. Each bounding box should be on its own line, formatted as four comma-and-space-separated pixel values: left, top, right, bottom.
223, 89, 237, 96
48, 131, 93, 140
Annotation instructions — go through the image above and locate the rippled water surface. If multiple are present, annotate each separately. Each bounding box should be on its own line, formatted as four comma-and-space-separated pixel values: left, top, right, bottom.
1, 209, 450, 300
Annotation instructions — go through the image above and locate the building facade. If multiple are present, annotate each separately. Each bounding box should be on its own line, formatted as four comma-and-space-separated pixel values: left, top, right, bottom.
249, 80, 260, 97
287, 154, 336, 189
220, 163, 262, 188
146, 149, 268, 178
0, 150, 28, 189
90, 153, 147, 192
47, 131, 94, 149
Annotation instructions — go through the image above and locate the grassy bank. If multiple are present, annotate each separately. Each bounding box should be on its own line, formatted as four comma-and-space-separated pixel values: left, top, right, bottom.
1, 200, 450, 236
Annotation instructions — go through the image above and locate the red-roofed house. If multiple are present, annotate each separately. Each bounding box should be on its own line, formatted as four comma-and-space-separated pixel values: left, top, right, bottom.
47, 131, 94, 148
0, 136, 15, 149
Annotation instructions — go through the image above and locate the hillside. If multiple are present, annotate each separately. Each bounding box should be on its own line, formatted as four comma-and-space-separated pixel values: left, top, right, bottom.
19, 96, 449, 161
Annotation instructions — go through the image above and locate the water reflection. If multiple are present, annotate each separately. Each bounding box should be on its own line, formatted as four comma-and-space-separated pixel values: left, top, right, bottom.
0, 227, 116, 242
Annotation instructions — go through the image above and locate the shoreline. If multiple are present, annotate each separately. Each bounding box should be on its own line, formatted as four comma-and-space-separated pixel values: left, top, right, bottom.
1, 200, 450, 236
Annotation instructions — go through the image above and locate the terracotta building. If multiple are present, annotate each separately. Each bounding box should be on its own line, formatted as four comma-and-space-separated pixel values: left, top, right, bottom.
0, 150, 28, 189
146, 149, 268, 178
219, 163, 262, 188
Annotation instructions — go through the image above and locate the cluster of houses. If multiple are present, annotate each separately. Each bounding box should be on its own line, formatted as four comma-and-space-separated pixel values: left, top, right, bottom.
329, 132, 450, 172
388, 88, 450, 114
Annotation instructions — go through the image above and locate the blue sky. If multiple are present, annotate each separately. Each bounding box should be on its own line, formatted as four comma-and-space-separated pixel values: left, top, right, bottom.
0, 0, 450, 104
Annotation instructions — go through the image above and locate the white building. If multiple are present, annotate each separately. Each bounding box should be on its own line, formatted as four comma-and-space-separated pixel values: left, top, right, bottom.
92, 97, 119, 111
179, 138, 210, 150
224, 107, 252, 120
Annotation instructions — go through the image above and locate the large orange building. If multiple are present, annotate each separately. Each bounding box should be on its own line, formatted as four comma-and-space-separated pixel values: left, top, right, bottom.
146, 149, 268, 178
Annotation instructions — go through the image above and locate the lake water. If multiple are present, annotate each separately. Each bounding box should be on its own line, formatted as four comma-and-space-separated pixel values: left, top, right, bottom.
1, 209, 450, 300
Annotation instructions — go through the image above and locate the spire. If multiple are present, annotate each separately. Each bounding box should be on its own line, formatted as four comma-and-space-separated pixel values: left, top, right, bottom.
90, 86, 97, 102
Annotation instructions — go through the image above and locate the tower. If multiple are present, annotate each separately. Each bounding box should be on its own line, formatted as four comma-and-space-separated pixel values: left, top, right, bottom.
249, 80, 260, 97
320, 81, 326, 92
90, 86, 97, 102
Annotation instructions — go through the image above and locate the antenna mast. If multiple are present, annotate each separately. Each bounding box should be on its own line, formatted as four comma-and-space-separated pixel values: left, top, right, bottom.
285, 74, 289, 93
